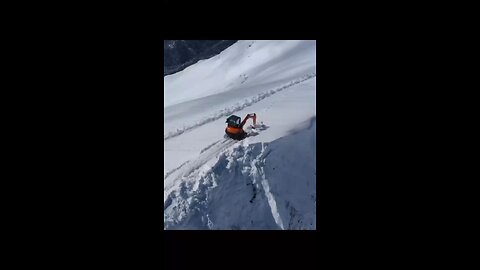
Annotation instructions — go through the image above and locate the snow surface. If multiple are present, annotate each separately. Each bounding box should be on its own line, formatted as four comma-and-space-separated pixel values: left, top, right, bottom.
164, 40, 316, 230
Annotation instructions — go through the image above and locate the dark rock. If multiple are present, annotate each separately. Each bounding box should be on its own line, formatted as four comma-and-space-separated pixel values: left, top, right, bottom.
164, 40, 238, 76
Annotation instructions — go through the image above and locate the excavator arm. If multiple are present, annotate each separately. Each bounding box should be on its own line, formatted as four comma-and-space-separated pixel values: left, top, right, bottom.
240, 113, 256, 128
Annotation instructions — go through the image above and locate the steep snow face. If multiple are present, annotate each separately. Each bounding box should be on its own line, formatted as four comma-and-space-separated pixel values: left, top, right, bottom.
164, 40, 315, 108
164, 40, 316, 230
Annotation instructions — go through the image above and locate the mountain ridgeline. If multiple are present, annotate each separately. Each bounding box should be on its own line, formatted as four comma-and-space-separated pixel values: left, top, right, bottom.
164, 40, 237, 76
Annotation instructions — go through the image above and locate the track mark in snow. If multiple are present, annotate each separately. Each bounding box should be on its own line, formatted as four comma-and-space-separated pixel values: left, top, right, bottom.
166, 138, 238, 185
181, 139, 235, 177
164, 160, 190, 180
200, 139, 222, 154
164, 73, 316, 140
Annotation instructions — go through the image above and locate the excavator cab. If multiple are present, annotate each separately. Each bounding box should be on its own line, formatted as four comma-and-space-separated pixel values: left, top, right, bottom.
226, 115, 241, 128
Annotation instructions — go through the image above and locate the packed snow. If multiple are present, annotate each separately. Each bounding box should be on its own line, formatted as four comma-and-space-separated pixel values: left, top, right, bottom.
164, 40, 316, 230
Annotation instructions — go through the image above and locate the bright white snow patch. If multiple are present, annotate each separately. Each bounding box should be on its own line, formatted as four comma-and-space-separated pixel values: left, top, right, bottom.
164, 40, 316, 230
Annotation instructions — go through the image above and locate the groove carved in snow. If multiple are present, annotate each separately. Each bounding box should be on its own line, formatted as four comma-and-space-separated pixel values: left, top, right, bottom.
164, 73, 316, 140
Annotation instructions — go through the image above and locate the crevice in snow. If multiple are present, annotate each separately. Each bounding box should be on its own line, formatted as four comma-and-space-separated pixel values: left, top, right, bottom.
259, 166, 284, 229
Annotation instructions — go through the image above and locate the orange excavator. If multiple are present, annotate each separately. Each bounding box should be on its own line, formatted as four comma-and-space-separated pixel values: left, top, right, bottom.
225, 113, 256, 140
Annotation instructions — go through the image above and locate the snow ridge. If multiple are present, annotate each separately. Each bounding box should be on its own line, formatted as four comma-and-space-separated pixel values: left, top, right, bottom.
164, 73, 316, 141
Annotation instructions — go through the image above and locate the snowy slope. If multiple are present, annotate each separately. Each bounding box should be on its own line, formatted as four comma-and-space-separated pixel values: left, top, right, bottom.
164, 40, 316, 230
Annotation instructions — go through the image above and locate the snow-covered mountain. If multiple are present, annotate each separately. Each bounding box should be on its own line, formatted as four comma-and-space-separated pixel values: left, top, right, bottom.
164, 40, 316, 230
164, 40, 237, 76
